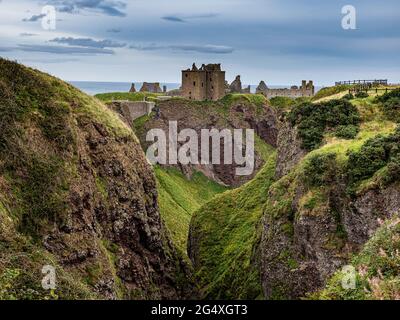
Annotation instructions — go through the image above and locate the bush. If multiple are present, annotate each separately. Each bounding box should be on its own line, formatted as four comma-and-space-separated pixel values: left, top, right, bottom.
354, 91, 369, 98
381, 97, 400, 122
342, 93, 354, 100
335, 125, 359, 139
303, 153, 337, 187
288, 99, 360, 150
375, 88, 400, 103
346, 127, 400, 190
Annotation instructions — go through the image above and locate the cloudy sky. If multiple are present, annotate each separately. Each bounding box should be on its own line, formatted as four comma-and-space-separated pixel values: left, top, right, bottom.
0, 0, 399, 86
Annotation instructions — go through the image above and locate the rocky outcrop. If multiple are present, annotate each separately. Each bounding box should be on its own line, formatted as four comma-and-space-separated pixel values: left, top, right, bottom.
0, 58, 191, 299
43, 118, 191, 299
261, 135, 400, 299
133, 97, 279, 187
344, 183, 400, 245
275, 121, 306, 178
261, 177, 348, 299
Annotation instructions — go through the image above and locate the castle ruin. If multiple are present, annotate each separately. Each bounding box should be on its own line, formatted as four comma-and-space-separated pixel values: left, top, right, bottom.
140, 82, 165, 93
181, 63, 226, 101
256, 80, 315, 99
228, 75, 251, 94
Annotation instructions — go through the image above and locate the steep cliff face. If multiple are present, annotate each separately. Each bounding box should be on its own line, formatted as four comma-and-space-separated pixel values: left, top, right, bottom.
129, 95, 279, 187
275, 121, 306, 178
317, 216, 400, 300
260, 96, 400, 299
0, 58, 190, 299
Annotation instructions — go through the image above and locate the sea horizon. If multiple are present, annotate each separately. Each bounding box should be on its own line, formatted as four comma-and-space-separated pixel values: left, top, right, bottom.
69, 80, 322, 96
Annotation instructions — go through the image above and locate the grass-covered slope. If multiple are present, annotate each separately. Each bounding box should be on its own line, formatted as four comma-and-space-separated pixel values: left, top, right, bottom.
188, 144, 276, 299
0, 58, 188, 300
0, 58, 129, 299
259, 87, 400, 299
95, 92, 161, 103
155, 167, 228, 257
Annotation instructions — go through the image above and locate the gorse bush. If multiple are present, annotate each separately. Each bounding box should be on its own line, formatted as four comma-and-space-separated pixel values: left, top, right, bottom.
346, 126, 400, 191
354, 91, 369, 98
374, 88, 400, 122
342, 93, 354, 100
303, 153, 338, 187
288, 99, 360, 150
335, 125, 359, 139
375, 88, 400, 103
381, 97, 400, 123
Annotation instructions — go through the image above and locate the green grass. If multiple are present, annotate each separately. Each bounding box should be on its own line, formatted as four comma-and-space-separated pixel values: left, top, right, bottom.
219, 93, 267, 115
312, 85, 352, 101
155, 167, 228, 257
0, 58, 142, 299
190, 146, 276, 299
94, 92, 161, 104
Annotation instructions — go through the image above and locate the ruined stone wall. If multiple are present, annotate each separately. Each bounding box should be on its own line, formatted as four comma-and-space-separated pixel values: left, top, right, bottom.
106, 101, 155, 125
257, 80, 315, 99
264, 88, 314, 99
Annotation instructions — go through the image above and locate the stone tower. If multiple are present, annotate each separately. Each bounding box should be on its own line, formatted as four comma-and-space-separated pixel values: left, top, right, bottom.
229, 75, 242, 93
181, 63, 226, 101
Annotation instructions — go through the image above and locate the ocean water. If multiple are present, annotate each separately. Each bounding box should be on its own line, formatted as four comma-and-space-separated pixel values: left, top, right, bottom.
69, 81, 181, 96
69, 81, 321, 96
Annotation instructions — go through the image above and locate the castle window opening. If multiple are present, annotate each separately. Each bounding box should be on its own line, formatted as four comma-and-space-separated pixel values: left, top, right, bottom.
193, 81, 196, 86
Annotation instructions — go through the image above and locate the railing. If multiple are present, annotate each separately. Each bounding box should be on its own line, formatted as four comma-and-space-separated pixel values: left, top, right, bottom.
336, 79, 388, 86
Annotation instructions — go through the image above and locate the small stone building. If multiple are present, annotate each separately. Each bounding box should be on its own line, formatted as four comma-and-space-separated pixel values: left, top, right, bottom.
140, 82, 163, 93
129, 83, 136, 93
181, 63, 226, 101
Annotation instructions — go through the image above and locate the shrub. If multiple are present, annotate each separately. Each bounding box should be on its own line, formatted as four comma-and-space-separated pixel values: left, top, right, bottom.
335, 125, 359, 139
288, 99, 360, 150
375, 88, 400, 103
346, 127, 400, 190
342, 93, 354, 100
381, 97, 400, 122
303, 153, 337, 187
354, 91, 369, 98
